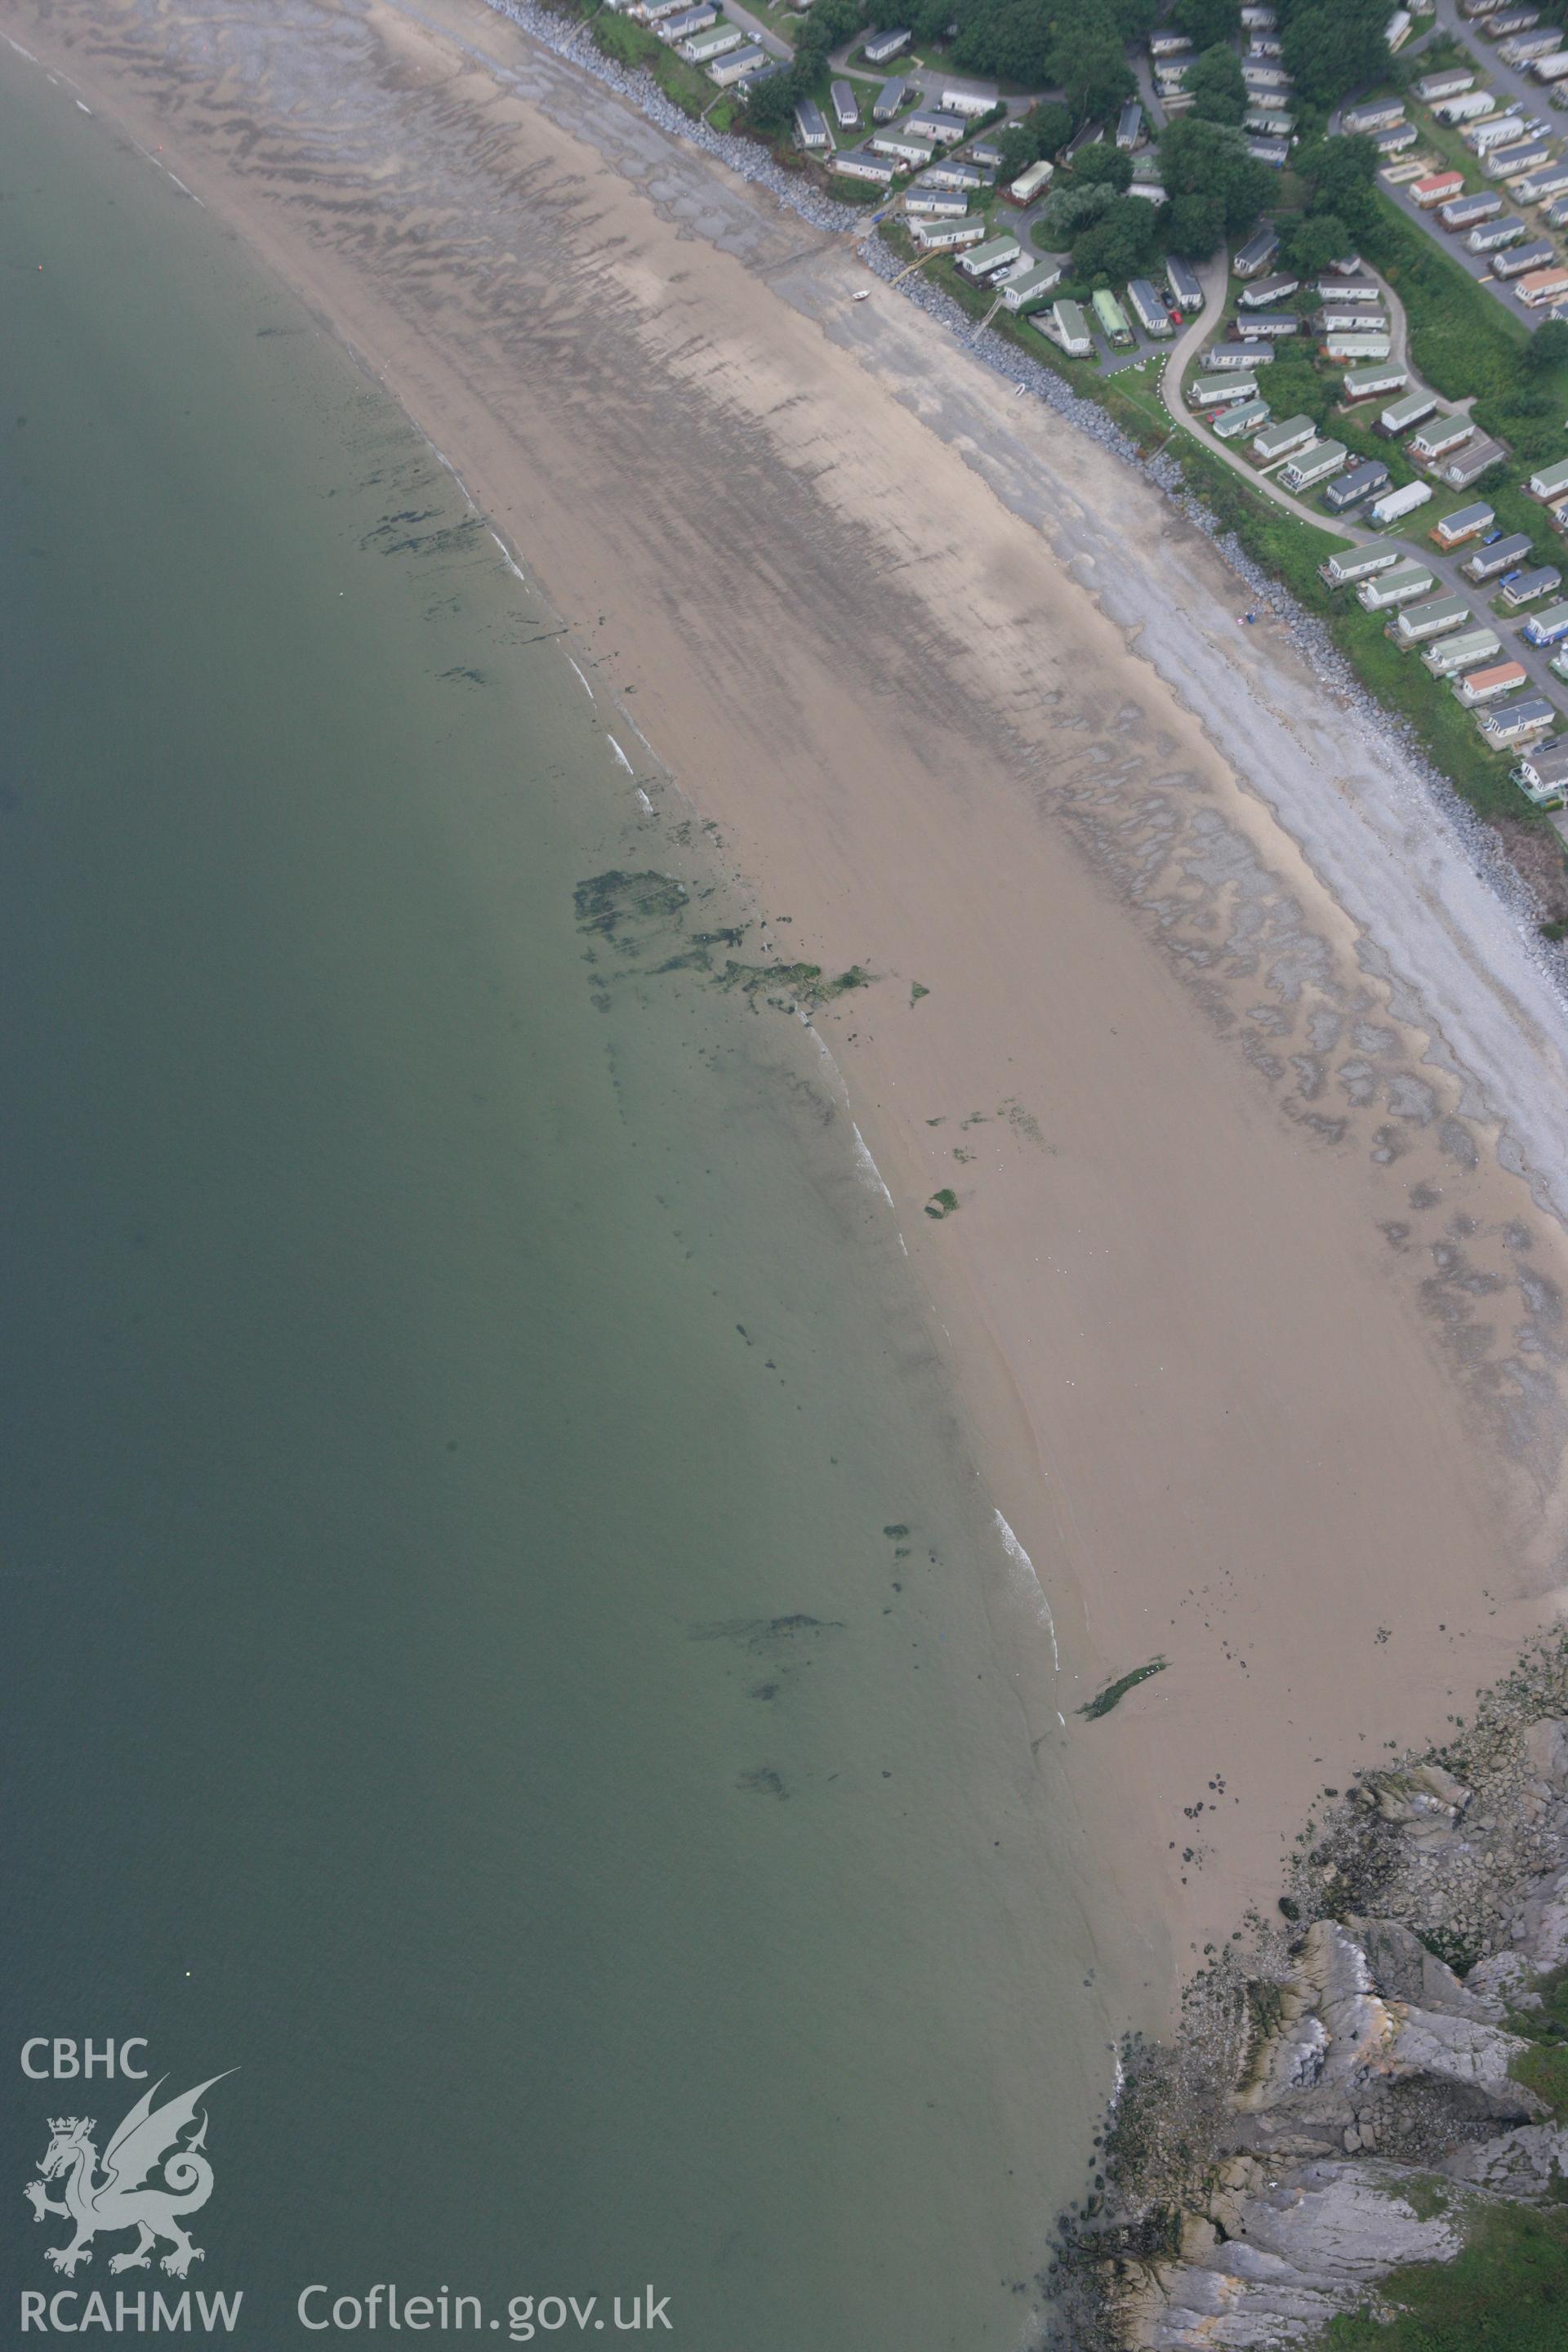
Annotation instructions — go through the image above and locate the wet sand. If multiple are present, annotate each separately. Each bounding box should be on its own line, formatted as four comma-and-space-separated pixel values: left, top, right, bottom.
16, 0, 1568, 1999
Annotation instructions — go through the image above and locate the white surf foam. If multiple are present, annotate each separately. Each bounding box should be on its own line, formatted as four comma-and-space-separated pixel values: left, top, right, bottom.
607, 735, 633, 774
993, 1509, 1058, 1668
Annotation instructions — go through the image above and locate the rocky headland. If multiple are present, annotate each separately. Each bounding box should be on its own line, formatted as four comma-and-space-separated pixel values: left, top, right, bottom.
1051, 1636, 1568, 2348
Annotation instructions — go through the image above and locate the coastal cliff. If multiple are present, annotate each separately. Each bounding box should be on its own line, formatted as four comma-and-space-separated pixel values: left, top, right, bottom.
1053, 1638, 1568, 2348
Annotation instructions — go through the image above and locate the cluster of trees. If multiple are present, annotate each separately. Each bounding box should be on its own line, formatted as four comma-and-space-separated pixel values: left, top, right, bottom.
1278, 129, 1377, 269
742, 0, 862, 132
1274, 0, 1394, 109
1156, 116, 1272, 255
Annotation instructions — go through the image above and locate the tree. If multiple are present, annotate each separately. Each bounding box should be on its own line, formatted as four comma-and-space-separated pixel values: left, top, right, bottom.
1058, 29, 1136, 120
1281, 0, 1388, 109
1072, 192, 1163, 279
1173, 0, 1241, 47
1294, 132, 1379, 238
1072, 140, 1134, 189
1027, 99, 1075, 157
1157, 118, 1272, 233
1526, 317, 1568, 372
1184, 41, 1247, 124
1166, 189, 1224, 257
1034, 178, 1116, 241
1284, 212, 1349, 274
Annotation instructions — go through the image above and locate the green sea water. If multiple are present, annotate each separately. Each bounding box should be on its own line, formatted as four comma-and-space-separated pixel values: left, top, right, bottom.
0, 57, 1113, 2350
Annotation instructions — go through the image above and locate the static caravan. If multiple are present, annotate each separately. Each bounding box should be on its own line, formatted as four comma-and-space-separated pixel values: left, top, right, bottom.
1240, 273, 1301, 307
1412, 171, 1466, 207
1127, 278, 1173, 336
709, 41, 767, 79
1484, 140, 1553, 179
1414, 69, 1477, 99
1455, 659, 1529, 702
1344, 363, 1408, 400
903, 186, 969, 215
1387, 10, 1414, 51
1391, 593, 1470, 645
657, 6, 719, 40
1316, 275, 1381, 303
1252, 413, 1317, 462
1242, 60, 1290, 86
1517, 164, 1568, 203
871, 131, 935, 163
1370, 479, 1436, 528
707, 42, 767, 81
1439, 191, 1503, 227
1117, 100, 1145, 149
1208, 340, 1272, 368
1192, 371, 1259, 406
999, 260, 1063, 312
1043, 298, 1093, 357
1518, 266, 1568, 303
1437, 434, 1508, 486
1343, 97, 1406, 133
1533, 46, 1568, 75
1481, 694, 1557, 742
1432, 500, 1496, 547
1512, 736, 1568, 798
1379, 390, 1438, 435
872, 78, 911, 122
909, 214, 987, 249
1463, 531, 1533, 577
1410, 415, 1477, 463
1524, 598, 1568, 644
1374, 122, 1419, 154
1529, 457, 1568, 502
1499, 564, 1562, 604
1547, 194, 1568, 225
1165, 256, 1204, 312
906, 109, 969, 143
1323, 333, 1393, 362
1008, 158, 1054, 204
917, 158, 987, 189
1092, 287, 1134, 345
1246, 109, 1297, 135
1500, 28, 1562, 56
1324, 457, 1390, 510
1321, 545, 1401, 585
1424, 626, 1504, 674
1278, 439, 1348, 492
1235, 225, 1281, 277
829, 81, 861, 128
1434, 91, 1499, 122
1150, 28, 1193, 52
1358, 557, 1437, 607
1469, 216, 1530, 251
832, 151, 896, 183
1321, 307, 1391, 333
794, 98, 829, 149
1467, 109, 1526, 152
862, 25, 911, 62
681, 23, 743, 57
1245, 311, 1303, 340
956, 234, 1022, 280
938, 86, 997, 117
1214, 397, 1272, 440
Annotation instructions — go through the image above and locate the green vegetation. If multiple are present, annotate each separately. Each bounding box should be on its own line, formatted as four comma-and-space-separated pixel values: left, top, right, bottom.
924, 1187, 960, 1218
1183, 41, 1249, 127
589, 7, 729, 118
1275, 0, 1393, 115
1079, 1658, 1169, 1718
1158, 118, 1275, 260
1315, 2201, 1568, 2350
1508, 1966, 1568, 2120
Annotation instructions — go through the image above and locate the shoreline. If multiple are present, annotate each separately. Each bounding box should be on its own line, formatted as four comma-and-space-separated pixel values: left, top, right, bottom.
16, 0, 1568, 2026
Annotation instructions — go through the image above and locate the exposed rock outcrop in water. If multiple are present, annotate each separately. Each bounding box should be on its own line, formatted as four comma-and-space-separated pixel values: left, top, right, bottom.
1050, 1637, 1568, 2348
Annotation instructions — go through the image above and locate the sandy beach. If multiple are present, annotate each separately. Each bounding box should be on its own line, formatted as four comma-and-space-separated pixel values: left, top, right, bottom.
18, 0, 1568, 2011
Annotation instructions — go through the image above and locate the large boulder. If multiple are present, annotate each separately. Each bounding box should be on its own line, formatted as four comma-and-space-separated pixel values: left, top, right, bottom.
1442, 2123, 1568, 2200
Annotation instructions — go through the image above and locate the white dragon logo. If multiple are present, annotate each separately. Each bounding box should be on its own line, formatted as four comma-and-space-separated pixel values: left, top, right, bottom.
24, 2074, 233, 2279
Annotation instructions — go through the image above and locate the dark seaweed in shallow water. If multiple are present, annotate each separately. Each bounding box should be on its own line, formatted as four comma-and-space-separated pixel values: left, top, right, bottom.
689, 1614, 844, 1656
573, 867, 690, 943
